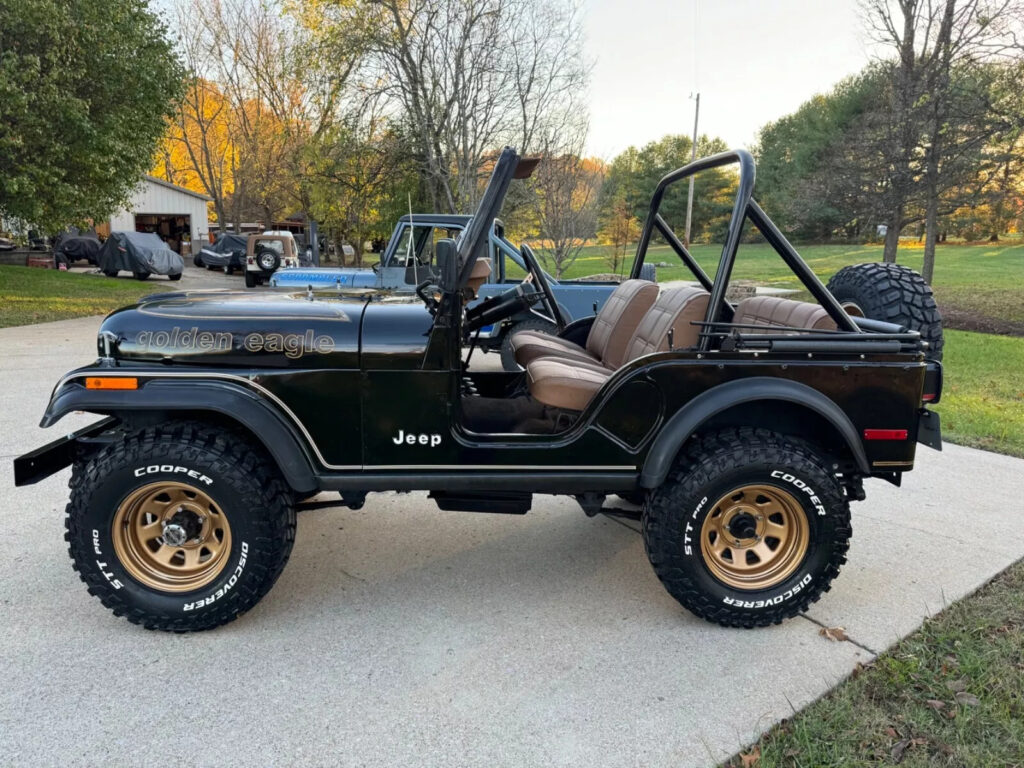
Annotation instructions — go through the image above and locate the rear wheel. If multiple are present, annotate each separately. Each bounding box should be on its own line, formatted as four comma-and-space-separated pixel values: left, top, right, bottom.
133, 271, 150, 281
65, 422, 296, 631
245, 271, 258, 288
168, 272, 182, 281
827, 263, 944, 360
102, 269, 118, 278
193, 254, 204, 267
643, 428, 851, 628
499, 317, 558, 372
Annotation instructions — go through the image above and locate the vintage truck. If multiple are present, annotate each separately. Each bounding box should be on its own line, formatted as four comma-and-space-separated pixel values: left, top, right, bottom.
14, 147, 943, 633
269, 214, 655, 370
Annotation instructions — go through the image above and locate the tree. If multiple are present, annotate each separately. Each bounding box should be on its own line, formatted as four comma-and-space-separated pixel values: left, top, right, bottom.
862, 0, 1024, 278
348, 0, 589, 213
0, 0, 183, 229
600, 134, 733, 245
599, 198, 639, 275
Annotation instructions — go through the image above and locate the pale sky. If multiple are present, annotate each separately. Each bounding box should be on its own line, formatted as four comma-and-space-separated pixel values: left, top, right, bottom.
584, 0, 874, 157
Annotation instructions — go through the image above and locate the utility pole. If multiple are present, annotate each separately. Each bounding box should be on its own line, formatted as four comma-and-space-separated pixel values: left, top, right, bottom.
684, 91, 700, 248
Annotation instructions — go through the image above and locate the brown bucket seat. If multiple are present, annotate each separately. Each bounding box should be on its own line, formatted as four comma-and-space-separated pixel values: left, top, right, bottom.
730, 295, 836, 333
526, 286, 710, 412
510, 278, 658, 369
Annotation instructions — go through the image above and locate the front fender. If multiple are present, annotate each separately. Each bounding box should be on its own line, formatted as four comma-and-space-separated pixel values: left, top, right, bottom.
41, 375, 319, 493
639, 377, 870, 488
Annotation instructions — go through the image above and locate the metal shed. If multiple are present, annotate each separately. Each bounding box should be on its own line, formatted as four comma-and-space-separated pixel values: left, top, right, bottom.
106, 176, 211, 256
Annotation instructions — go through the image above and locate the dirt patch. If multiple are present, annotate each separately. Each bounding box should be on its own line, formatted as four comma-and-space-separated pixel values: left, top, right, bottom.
940, 304, 1024, 337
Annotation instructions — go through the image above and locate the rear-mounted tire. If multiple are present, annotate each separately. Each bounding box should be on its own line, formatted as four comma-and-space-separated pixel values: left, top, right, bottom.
65, 422, 296, 631
827, 262, 944, 360
643, 428, 851, 628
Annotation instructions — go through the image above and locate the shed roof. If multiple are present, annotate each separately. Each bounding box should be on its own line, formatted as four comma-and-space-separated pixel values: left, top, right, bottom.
143, 175, 213, 202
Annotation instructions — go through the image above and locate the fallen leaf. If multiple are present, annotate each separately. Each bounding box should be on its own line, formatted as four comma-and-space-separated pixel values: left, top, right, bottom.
885, 726, 900, 738
946, 678, 967, 693
926, 699, 946, 711
891, 737, 912, 763
739, 745, 760, 767
954, 691, 980, 707
819, 626, 849, 642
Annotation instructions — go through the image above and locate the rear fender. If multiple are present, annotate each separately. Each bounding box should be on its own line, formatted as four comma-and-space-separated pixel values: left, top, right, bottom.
42, 377, 319, 493
640, 377, 870, 488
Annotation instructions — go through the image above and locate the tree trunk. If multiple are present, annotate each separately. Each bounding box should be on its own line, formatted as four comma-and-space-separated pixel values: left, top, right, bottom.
883, 208, 902, 263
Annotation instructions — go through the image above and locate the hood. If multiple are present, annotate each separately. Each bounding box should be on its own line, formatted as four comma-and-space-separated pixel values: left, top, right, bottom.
99, 289, 428, 369
270, 266, 380, 290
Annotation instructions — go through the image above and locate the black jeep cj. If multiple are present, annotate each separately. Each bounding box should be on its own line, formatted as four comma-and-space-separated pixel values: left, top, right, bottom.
15, 148, 943, 631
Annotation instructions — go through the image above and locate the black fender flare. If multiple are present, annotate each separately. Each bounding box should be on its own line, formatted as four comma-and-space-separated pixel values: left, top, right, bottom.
42, 378, 319, 493
639, 377, 870, 488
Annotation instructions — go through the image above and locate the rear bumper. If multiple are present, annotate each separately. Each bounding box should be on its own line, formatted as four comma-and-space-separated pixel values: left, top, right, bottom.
13, 417, 117, 486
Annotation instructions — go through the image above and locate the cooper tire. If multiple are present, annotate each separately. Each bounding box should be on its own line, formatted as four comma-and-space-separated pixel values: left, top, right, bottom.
643, 428, 850, 628
65, 421, 296, 632
499, 317, 558, 372
827, 263, 944, 360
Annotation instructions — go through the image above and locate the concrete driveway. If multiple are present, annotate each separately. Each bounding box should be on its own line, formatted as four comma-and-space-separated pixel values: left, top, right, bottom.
2, 316, 1022, 768
68, 260, 242, 290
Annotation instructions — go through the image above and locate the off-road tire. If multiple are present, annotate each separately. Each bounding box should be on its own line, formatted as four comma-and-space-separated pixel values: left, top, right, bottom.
245, 271, 258, 288
827, 262, 944, 360
65, 421, 296, 632
499, 318, 559, 372
643, 428, 851, 628
638, 262, 657, 282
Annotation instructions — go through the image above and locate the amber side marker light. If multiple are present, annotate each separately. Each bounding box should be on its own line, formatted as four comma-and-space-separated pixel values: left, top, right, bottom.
85, 377, 138, 390
863, 428, 908, 441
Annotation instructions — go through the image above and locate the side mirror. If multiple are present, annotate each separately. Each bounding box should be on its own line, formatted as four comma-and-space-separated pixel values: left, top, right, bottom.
435, 238, 458, 292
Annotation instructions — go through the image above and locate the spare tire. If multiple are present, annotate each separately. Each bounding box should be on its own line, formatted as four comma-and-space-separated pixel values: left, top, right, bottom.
639, 262, 657, 282
826, 263, 943, 360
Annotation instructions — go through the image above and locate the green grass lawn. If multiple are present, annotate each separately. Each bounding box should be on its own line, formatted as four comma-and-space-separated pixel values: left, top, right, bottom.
541, 239, 1024, 332
0, 265, 165, 327
726, 557, 1024, 768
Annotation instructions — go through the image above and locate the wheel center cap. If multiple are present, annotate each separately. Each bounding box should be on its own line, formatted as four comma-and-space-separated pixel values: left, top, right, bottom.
162, 508, 204, 547
726, 511, 758, 540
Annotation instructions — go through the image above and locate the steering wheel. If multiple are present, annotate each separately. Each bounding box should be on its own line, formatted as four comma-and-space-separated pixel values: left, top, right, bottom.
519, 243, 566, 330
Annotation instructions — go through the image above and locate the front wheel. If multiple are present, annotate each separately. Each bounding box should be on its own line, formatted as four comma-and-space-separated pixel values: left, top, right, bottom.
168, 272, 182, 281
65, 422, 296, 631
643, 428, 851, 628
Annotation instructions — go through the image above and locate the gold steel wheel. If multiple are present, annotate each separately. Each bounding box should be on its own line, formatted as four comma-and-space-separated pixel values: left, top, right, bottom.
112, 482, 232, 593
699, 484, 809, 591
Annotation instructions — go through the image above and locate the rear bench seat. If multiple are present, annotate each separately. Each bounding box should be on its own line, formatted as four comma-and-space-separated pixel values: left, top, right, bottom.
526, 286, 709, 411
526, 293, 837, 412
730, 295, 836, 333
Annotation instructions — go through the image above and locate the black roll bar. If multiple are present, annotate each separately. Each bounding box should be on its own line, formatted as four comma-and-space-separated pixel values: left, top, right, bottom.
628, 148, 861, 350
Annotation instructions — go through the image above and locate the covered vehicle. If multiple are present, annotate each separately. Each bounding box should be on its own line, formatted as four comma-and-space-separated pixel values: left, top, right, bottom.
98, 231, 183, 281
198, 233, 248, 273
53, 231, 102, 266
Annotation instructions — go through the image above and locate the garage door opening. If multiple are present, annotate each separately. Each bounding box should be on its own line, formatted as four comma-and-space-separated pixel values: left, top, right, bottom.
135, 214, 191, 255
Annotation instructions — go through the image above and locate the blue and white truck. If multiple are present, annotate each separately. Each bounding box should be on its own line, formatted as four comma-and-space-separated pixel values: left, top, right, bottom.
270, 214, 655, 370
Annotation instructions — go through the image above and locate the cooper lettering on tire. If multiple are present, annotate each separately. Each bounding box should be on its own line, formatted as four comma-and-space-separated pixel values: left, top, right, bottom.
65, 421, 295, 631
643, 428, 851, 628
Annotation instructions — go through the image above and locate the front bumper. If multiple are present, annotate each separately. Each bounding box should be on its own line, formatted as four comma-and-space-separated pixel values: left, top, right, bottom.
13, 417, 118, 486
